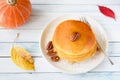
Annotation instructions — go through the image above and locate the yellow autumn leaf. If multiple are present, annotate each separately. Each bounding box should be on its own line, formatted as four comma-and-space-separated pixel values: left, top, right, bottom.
11, 46, 34, 70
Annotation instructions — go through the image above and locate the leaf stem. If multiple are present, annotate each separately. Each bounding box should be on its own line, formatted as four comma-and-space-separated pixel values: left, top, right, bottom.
13, 33, 20, 47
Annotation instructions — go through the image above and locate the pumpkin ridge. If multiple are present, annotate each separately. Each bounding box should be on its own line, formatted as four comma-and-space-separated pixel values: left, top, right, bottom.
15, 7, 25, 23
19, 0, 31, 11
19, 0, 31, 5
12, 8, 17, 27
18, 4, 31, 14
0, 6, 9, 21
0, 1, 5, 5
6, 7, 12, 27
0, 4, 7, 10
18, 0, 30, 5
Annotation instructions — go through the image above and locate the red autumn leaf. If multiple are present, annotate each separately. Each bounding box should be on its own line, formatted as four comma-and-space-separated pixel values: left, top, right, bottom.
98, 5, 116, 20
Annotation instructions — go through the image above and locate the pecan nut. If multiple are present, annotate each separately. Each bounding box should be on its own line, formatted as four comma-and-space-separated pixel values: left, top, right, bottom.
51, 55, 60, 62
46, 41, 53, 50
47, 49, 57, 56
70, 32, 80, 41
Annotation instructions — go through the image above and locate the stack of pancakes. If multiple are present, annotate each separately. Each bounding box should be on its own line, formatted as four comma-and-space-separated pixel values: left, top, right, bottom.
52, 20, 97, 63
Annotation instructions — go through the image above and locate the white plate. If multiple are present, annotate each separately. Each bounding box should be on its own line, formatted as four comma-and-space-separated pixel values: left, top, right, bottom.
40, 14, 108, 74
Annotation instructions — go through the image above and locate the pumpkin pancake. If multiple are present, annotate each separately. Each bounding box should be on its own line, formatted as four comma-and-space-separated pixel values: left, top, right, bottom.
52, 20, 97, 62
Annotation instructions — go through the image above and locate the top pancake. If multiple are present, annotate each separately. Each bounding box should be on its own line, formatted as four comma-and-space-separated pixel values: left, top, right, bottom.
52, 20, 96, 56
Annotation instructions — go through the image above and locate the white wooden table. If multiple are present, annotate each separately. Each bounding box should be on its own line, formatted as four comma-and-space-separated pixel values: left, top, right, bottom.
0, 0, 120, 79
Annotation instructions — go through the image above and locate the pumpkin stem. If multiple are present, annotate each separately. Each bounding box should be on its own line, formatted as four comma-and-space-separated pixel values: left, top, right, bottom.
7, 0, 16, 5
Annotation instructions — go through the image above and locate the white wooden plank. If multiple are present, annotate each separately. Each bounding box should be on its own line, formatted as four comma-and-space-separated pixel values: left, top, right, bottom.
2, 15, 119, 30
0, 58, 59, 73
30, 0, 120, 4
30, 5, 120, 22
31, 5, 120, 16
0, 57, 119, 73
0, 73, 120, 80
0, 42, 40, 56
0, 30, 42, 42
0, 5, 119, 41
0, 4, 117, 30
0, 26, 120, 42
0, 42, 120, 56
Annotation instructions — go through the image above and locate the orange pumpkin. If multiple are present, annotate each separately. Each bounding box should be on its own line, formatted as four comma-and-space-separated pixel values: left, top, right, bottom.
0, 0, 32, 28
